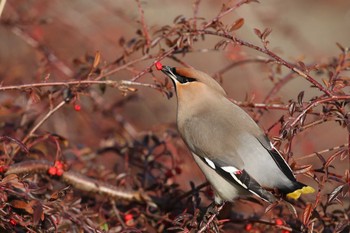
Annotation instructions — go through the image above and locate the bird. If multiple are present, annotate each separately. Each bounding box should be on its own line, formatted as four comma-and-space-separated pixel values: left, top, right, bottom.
158, 64, 314, 205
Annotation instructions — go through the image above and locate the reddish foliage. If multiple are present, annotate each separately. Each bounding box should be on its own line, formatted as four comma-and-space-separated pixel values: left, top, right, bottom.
0, 1, 349, 232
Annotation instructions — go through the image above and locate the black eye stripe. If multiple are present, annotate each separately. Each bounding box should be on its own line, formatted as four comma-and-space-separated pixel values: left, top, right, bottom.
177, 75, 196, 84
171, 68, 196, 84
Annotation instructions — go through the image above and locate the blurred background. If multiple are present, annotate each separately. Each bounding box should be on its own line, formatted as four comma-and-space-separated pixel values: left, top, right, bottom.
0, 0, 349, 231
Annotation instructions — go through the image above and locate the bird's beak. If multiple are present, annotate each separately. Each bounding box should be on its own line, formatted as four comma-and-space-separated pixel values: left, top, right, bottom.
161, 66, 178, 84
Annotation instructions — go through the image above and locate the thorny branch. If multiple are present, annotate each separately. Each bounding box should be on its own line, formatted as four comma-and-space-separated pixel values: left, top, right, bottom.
1, 0, 349, 232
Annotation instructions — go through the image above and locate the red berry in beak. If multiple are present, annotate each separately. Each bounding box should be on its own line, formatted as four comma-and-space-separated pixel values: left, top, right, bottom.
155, 61, 163, 70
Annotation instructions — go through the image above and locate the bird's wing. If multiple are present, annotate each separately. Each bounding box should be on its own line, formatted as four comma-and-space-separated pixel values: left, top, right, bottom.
199, 156, 276, 203
256, 135, 297, 182
180, 116, 276, 202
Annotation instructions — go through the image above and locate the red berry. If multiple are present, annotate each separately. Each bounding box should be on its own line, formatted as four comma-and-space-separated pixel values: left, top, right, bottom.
54, 161, 63, 169
155, 61, 163, 70
48, 167, 57, 175
56, 168, 64, 176
124, 214, 133, 222
281, 230, 290, 233
0, 166, 7, 173
9, 219, 17, 226
74, 104, 81, 111
245, 223, 253, 231
275, 218, 283, 226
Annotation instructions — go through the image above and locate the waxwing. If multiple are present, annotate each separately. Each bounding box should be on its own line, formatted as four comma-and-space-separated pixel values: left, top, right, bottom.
160, 65, 314, 204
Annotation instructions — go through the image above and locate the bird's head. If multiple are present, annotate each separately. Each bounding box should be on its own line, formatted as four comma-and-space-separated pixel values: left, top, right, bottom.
161, 66, 226, 99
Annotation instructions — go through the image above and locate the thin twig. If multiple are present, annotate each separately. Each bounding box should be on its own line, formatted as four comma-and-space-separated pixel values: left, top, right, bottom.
192, 0, 201, 29
198, 203, 225, 233
7, 100, 66, 165
213, 57, 275, 79
135, 0, 151, 48
130, 46, 177, 82
11, 27, 73, 78
25, 100, 65, 142
0, 80, 160, 92
203, 0, 252, 29
5, 160, 150, 203
290, 96, 350, 127
192, 29, 333, 97
296, 143, 349, 161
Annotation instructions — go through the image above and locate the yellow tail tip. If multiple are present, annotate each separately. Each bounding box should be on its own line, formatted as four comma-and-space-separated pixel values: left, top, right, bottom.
287, 186, 315, 200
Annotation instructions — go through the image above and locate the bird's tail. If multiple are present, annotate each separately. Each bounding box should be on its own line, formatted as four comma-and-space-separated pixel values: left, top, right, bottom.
286, 182, 315, 200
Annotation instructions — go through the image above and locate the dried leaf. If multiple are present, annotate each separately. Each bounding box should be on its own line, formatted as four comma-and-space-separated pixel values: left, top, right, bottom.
29, 89, 41, 103
300, 114, 307, 126
214, 40, 228, 50
293, 164, 313, 175
298, 61, 307, 71
325, 150, 342, 168
315, 152, 326, 164
302, 203, 313, 226
297, 91, 304, 105
288, 102, 296, 115
92, 51, 101, 69
253, 28, 262, 38
32, 200, 44, 226
11, 200, 34, 214
322, 78, 330, 88
173, 15, 184, 24
340, 149, 348, 160
336, 42, 345, 52
285, 201, 298, 218
229, 18, 244, 31
327, 184, 345, 204
1, 174, 25, 190
262, 27, 272, 40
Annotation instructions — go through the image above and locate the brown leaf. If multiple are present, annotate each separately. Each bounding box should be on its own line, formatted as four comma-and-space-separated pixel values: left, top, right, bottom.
32, 200, 44, 226
327, 184, 345, 204
293, 164, 313, 175
92, 51, 101, 69
288, 102, 296, 115
11, 200, 34, 214
300, 114, 307, 126
302, 203, 313, 226
315, 152, 326, 164
297, 91, 304, 106
285, 201, 298, 218
229, 18, 244, 31
325, 150, 343, 168
322, 78, 329, 88
1, 174, 25, 190
253, 28, 262, 38
262, 28, 272, 40
29, 89, 41, 103
336, 42, 345, 52
298, 61, 307, 71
